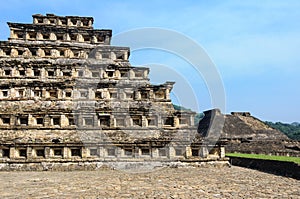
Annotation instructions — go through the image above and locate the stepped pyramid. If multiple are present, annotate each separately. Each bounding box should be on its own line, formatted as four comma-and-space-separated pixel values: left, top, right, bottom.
0, 14, 226, 170
199, 109, 299, 157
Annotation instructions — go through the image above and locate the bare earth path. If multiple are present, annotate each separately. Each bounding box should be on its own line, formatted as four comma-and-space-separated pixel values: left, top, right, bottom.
0, 166, 299, 198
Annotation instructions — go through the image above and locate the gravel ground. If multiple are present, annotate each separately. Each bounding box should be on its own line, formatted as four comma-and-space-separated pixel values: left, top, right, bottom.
0, 166, 299, 198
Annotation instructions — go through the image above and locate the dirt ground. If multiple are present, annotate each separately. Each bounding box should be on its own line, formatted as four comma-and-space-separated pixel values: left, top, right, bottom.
0, 166, 299, 198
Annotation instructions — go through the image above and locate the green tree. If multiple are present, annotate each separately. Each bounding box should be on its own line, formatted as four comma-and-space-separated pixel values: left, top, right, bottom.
265, 121, 300, 140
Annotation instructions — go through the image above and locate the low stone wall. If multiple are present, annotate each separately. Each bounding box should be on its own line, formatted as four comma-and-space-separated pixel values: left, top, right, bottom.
225, 141, 300, 157
229, 157, 300, 180
0, 159, 229, 172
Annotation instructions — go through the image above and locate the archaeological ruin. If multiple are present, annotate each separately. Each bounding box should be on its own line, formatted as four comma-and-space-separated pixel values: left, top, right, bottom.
0, 14, 228, 170
199, 109, 300, 157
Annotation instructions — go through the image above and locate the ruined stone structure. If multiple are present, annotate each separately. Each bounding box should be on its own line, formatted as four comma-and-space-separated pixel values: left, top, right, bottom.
199, 109, 300, 157
0, 14, 226, 170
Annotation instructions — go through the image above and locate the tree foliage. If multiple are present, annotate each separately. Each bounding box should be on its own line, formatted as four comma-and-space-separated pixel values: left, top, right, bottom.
173, 104, 191, 111
172, 104, 204, 126
265, 121, 300, 140
194, 113, 204, 126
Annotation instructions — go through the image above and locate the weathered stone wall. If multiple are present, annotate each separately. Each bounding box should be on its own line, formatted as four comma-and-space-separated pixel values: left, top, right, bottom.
226, 140, 300, 157
0, 159, 230, 171
229, 157, 300, 180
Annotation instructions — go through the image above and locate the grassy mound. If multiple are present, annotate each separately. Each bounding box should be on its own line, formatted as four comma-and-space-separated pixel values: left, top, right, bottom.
226, 153, 300, 164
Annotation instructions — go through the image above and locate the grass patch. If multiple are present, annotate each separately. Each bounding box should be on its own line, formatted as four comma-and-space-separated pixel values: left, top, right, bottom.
226, 153, 300, 164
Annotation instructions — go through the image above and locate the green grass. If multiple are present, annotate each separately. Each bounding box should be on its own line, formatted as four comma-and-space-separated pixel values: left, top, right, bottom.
226, 153, 300, 164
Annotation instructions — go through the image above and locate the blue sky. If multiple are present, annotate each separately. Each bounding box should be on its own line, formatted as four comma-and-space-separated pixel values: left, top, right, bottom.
0, 0, 299, 122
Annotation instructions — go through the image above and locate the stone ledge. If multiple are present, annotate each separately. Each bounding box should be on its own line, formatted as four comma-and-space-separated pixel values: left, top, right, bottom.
0, 159, 230, 171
